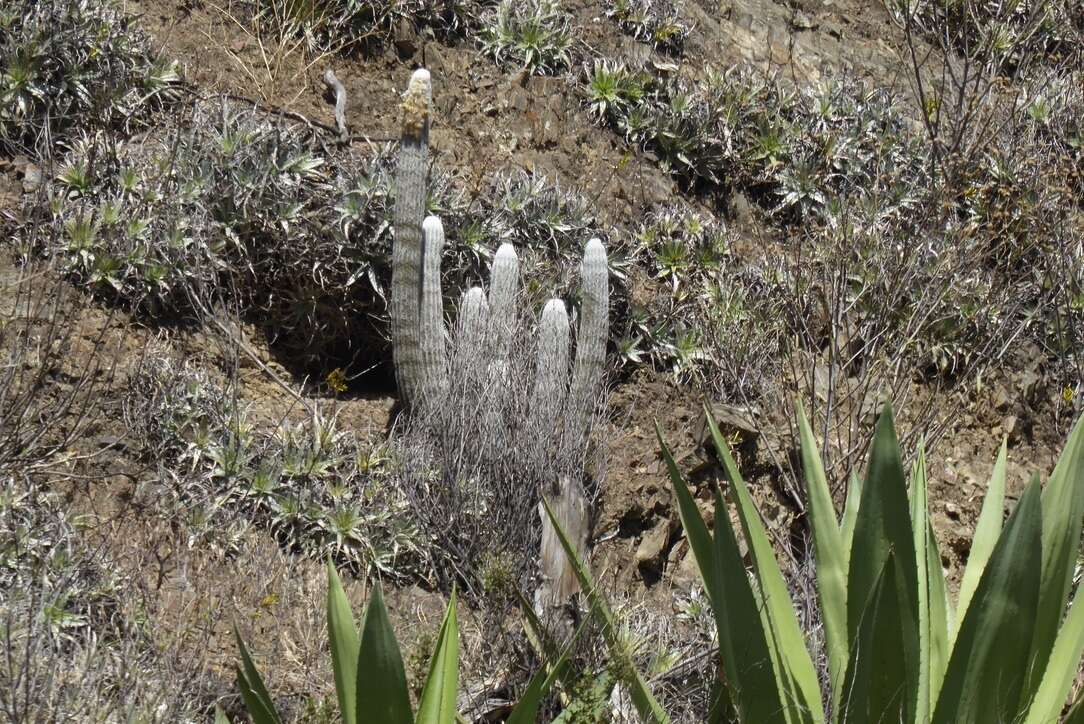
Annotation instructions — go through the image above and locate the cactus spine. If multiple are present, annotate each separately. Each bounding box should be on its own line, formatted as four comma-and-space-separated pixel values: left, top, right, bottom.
532, 299, 571, 430
488, 243, 520, 365
455, 286, 490, 354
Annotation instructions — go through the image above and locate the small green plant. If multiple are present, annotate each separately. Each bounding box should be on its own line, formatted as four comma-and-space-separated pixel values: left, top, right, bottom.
229, 561, 569, 723
660, 404, 1084, 723
480, 0, 573, 75
605, 0, 689, 55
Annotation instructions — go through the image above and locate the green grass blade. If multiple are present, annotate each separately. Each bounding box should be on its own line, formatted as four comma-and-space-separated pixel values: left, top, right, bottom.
661, 424, 786, 721
797, 405, 848, 715
326, 560, 360, 724
844, 405, 919, 722
954, 439, 1007, 640
1021, 586, 1084, 724
506, 617, 585, 724
657, 424, 723, 610
838, 553, 908, 724
214, 705, 231, 724
356, 584, 412, 724
541, 496, 671, 723
911, 443, 932, 724
931, 478, 1043, 724
1030, 415, 1084, 701
233, 626, 283, 724
704, 410, 824, 723
415, 590, 459, 724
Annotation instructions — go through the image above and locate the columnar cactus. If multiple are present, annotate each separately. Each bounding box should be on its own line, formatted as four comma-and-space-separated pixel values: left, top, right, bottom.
390, 68, 433, 410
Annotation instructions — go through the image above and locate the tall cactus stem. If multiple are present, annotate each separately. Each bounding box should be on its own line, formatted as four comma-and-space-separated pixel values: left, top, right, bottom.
391, 68, 432, 409
420, 216, 448, 404
570, 238, 609, 430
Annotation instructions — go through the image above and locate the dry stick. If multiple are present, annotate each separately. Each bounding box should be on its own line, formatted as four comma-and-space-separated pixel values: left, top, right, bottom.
322, 69, 349, 144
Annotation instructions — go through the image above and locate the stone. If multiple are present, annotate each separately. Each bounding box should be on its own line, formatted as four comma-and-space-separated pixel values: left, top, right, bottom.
1002, 415, 1019, 442
393, 17, 417, 59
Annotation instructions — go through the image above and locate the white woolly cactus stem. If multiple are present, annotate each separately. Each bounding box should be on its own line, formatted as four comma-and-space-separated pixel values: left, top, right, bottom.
391, 68, 432, 409
532, 299, 570, 433
420, 216, 448, 403
570, 238, 609, 418
488, 242, 520, 362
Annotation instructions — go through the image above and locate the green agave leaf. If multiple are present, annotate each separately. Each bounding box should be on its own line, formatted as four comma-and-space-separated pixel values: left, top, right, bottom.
233, 626, 283, 724
931, 478, 1043, 724
1029, 415, 1084, 702
704, 410, 824, 723
214, 705, 231, 724
1021, 585, 1084, 724
840, 472, 862, 571
659, 423, 787, 724
356, 584, 412, 724
415, 590, 458, 724
925, 521, 951, 706
541, 496, 671, 723
326, 560, 361, 724
844, 406, 919, 723
838, 552, 909, 724
911, 443, 933, 724
954, 439, 1007, 641
797, 405, 848, 717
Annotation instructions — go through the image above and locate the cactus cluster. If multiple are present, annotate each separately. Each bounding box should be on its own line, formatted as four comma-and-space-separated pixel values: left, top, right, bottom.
391, 68, 609, 436
390, 68, 610, 611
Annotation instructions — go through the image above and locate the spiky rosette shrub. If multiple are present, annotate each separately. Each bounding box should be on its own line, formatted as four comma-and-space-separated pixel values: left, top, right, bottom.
605, 0, 690, 55
479, 0, 574, 75
124, 352, 423, 576
0, 0, 179, 159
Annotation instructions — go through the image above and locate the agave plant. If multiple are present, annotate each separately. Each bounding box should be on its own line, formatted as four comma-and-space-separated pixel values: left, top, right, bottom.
659, 404, 1084, 724
226, 561, 568, 723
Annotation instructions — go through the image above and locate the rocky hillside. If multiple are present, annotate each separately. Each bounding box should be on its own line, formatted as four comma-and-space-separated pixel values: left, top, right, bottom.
1, 0, 1081, 720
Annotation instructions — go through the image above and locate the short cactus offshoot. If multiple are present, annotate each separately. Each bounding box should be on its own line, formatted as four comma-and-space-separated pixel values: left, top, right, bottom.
390, 68, 609, 608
